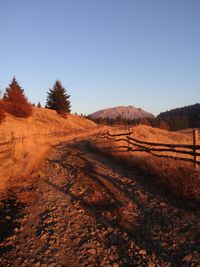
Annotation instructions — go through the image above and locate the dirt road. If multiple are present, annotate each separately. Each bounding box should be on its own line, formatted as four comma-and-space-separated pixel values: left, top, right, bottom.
0, 139, 200, 266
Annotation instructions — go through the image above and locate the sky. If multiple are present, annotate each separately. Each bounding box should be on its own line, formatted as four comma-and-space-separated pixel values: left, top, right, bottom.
0, 0, 200, 115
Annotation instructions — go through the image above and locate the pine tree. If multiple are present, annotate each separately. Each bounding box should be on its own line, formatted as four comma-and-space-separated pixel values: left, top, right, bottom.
3, 77, 32, 118
37, 102, 41, 108
46, 80, 71, 115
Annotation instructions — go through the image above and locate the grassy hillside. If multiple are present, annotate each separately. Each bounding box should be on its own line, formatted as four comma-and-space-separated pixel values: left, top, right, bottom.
0, 107, 97, 192
127, 124, 192, 143
0, 107, 96, 140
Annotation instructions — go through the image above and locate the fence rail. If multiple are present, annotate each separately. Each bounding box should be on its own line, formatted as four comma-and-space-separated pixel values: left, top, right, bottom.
0, 128, 102, 160
99, 129, 200, 168
0, 130, 72, 159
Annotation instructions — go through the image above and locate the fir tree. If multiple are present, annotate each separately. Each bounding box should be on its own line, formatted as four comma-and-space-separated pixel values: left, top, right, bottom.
3, 77, 32, 118
37, 102, 41, 108
46, 80, 71, 115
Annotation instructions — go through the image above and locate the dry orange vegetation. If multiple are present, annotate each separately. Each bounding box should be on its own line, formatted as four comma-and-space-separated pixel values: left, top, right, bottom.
0, 107, 98, 192
92, 125, 200, 202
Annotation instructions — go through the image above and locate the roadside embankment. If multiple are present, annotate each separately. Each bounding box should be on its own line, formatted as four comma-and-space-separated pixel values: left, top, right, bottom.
0, 107, 106, 192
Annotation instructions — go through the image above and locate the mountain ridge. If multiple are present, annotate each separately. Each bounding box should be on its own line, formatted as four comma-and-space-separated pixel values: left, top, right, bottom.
90, 105, 154, 120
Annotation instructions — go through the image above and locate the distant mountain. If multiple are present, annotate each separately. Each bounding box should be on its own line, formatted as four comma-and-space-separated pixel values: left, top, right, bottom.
157, 103, 200, 129
90, 106, 154, 120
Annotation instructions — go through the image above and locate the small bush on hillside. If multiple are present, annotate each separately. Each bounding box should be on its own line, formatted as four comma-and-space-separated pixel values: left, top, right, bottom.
3, 77, 32, 118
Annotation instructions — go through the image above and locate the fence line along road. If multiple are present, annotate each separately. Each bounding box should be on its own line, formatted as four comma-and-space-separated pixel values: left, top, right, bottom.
99, 129, 200, 168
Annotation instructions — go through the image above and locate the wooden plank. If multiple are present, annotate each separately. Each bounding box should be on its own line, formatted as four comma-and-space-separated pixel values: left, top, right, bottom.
128, 136, 200, 150
105, 131, 200, 150
128, 140, 200, 157
129, 147, 200, 165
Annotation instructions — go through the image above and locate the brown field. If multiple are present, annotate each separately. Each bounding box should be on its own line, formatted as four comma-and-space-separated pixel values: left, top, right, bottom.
90, 125, 200, 202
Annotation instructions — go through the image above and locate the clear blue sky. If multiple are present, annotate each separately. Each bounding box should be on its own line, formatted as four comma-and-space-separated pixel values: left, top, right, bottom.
0, 0, 200, 115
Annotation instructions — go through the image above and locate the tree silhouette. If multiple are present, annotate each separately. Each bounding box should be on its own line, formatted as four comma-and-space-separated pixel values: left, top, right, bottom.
37, 102, 41, 108
3, 77, 32, 118
46, 80, 71, 115
157, 103, 200, 129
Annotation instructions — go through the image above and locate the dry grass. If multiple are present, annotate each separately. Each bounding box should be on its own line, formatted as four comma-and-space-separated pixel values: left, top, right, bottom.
92, 125, 200, 202
0, 107, 96, 141
0, 107, 100, 192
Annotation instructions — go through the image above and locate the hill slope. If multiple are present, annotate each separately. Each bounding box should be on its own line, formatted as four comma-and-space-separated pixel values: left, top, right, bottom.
0, 107, 96, 140
90, 105, 154, 120
0, 107, 97, 192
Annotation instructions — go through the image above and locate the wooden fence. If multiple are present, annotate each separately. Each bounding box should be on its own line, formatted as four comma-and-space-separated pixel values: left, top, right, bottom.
99, 129, 200, 168
0, 127, 103, 160
0, 131, 71, 159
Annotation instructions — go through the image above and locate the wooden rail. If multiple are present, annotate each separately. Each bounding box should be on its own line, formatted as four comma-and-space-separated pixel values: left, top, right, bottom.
0, 128, 100, 159
0, 130, 71, 159
99, 129, 200, 168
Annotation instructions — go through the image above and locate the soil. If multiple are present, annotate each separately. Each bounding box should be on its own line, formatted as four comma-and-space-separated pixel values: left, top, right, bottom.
0, 139, 200, 267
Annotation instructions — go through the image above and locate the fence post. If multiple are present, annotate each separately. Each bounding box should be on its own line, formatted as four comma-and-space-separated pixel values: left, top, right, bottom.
11, 131, 16, 161
127, 128, 131, 151
193, 129, 198, 168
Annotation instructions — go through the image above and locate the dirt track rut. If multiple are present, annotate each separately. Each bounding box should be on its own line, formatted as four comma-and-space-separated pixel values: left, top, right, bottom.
0, 140, 200, 267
